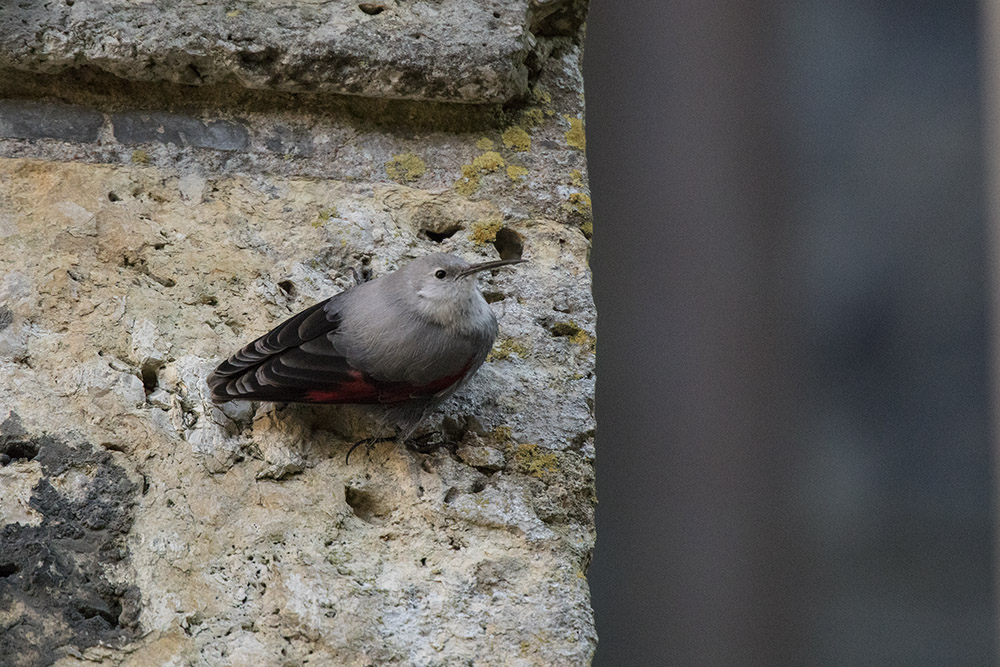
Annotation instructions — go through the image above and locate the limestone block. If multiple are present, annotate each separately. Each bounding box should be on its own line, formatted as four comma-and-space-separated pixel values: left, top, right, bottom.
0, 0, 586, 103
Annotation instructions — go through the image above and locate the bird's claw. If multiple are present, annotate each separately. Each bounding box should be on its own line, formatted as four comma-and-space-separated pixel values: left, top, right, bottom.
404, 431, 445, 454
344, 435, 395, 464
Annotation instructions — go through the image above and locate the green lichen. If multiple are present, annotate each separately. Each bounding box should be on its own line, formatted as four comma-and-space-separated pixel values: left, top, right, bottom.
501, 126, 531, 152
488, 337, 530, 361
579, 220, 593, 239
506, 165, 528, 181
131, 149, 149, 164
385, 153, 426, 183
511, 443, 559, 479
470, 218, 504, 246
564, 116, 586, 151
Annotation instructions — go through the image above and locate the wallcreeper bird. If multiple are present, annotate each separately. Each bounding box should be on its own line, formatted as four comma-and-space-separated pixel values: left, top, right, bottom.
208, 253, 525, 442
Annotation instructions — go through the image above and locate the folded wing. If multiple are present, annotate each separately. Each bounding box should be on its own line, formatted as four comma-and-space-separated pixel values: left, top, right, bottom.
207, 297, 469, 405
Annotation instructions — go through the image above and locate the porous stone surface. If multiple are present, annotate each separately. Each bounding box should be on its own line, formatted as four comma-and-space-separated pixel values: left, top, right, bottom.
0, 5, 594, 665
0, 0, 585, 104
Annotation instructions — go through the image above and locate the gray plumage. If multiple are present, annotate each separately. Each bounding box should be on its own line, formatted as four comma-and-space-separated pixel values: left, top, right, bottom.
208, 253, 524, 434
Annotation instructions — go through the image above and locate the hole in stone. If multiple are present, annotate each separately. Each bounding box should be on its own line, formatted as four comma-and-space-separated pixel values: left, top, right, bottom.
443, 487, 458, 504
482, 291, 505, 304
493, 227, 524, 260
0, 563, 19, 578
493, 10, 501, 18
471, 478, 487, 494
344, 485, 380, 523
277, 280, 296, 297
0, 439, 39, 461
420, 557, 427, 566
140, 360, 161, 392
424, 225, 462, 243
79, 599, 122, 627
358, 3, 385, 15
108, 191, 121, 202
548, 320, 583, 338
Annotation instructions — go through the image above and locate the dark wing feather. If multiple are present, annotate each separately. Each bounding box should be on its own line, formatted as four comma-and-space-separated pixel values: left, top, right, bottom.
208, 297, 366, 403
208, 296, 472, 405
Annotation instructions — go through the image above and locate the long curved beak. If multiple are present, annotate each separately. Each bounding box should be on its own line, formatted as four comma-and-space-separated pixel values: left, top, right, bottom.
458, 258, 527, 278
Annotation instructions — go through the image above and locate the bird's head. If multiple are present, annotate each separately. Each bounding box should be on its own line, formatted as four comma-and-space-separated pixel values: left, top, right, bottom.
398, 253, 525, 330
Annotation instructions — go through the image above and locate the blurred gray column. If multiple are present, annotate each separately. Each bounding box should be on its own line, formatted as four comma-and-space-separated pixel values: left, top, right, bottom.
587, 1, 806, 664
979, 0, 1000, 656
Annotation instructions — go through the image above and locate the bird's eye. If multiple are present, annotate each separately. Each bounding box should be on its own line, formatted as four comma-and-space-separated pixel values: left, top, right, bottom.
434, 269, 447, 279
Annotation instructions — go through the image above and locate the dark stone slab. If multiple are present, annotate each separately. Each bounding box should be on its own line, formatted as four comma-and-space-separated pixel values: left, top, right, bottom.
112, 111, 250, 151
0, 100, 103, 143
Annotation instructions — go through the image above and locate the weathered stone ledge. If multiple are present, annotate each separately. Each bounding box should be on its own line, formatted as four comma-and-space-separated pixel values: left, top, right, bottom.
0, 0, 585, 104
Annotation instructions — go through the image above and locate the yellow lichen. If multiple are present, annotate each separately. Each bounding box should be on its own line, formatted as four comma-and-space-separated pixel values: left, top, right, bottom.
519, 107, 545, 127
564, 116, 586, 151
570, 329, 596, 350
507, 165, 528, 181
562, 192, 592, 216
385, 153, 426, 183
470, 218, 504, 246
532, 87, 552, 106
475, 137, 495, 151
501, 126, 531, 152
550, 321, 583, 337
561, 191, 593, 239
454, 164, 480, 196
490, 425, 513, 444
455, 151, 505, 196
511, 443, 559, 479
313, 206, 339, 227
471, 151, 505, 172
131, 149, 149, 164
488, 337, 530, 361
569, 169, 584, 186
551, 321, 596, 351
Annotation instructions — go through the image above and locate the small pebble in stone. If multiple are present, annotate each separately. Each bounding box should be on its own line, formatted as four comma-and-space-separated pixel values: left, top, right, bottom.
0, 453, 10, 466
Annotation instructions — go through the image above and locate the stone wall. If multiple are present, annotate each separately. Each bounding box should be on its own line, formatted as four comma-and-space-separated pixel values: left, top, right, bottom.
0, 1, 595, 665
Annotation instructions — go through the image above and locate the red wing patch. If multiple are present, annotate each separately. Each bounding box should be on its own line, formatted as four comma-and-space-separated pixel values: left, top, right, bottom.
304, 365, 472, 405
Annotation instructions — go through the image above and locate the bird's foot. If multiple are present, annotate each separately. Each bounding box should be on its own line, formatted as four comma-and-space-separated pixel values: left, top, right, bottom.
344, 435, 395, 464
404, 431, 446, 454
